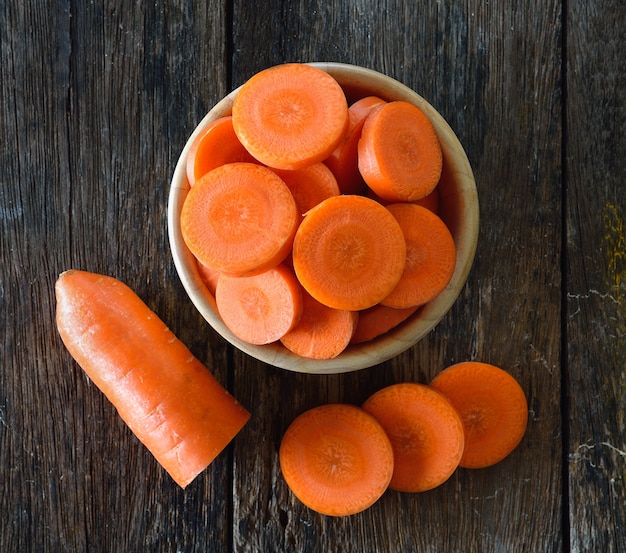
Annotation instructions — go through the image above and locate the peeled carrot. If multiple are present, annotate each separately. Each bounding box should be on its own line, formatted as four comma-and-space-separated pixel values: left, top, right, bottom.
185, 116, 256, 187
358, 101, 442, 202
362, 382, 464, 492
272, 163, 340, 216
324, 96, 387, 195
350, 304, 419, 344
381, 203, 456, 309
430, 362, 528, 469
280, 290, 358, 359
292, 195, 406, 311
215, 264, 303, 345
279, 403, 394, 516
55, 270, 250, 489
232, 63, 349, 170
180, 162, 299, 277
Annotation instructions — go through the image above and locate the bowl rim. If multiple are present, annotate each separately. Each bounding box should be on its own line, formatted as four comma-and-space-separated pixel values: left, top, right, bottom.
168, 62, 479, 374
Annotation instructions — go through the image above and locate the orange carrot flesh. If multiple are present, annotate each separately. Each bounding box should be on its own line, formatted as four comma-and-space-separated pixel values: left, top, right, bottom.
272, 163, 340, 216
215, 264, 303, 345
55, 270, 250, 489
232, 63, 349, 170
414, 185, 440, 214
279, 404, 394, 516
381, 203, 457, 309
185, 116, 257, 187
362, 383, 464, 492
366, 185, 441, 215
280, 291, 358, 359
350, 304, 419, 344
347, 96, 387, 131
323, 118, 368, 195
430, 362, 528, 469
292, 195, 406, 311
358, 101, 442, 202
180, 162, 299, 277
324, 96, 387, 195
196, 258, 221, 296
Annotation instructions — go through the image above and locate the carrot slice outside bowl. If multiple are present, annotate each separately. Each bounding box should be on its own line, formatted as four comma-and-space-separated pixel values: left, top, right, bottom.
362, 382, 464, 492
430, 362, 529, 469
279, 403, 394, 516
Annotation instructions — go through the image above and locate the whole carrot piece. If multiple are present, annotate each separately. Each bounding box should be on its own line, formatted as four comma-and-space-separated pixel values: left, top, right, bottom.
55, 269, 250, 489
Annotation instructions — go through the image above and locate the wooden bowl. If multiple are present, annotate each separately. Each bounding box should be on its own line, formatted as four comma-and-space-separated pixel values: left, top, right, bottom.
168, 62, 478, 374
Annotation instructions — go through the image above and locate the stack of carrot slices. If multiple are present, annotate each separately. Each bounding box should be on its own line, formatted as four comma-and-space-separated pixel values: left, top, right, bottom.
279, 362, 528, 516
181, 62, 457, 358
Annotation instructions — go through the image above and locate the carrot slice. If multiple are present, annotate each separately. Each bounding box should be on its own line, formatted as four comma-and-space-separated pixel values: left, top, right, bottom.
272, 163, 340, 216
415, 185, 440, 214
180, 162, 299, 277
323, 119, 368, 195
381, 203, 456, 309
324, 96, 387, 195
358, 101, 442, 202
430, 362, 528, 469
232, 63, 349, 170
367, 185, 441, 215
292, 195, 406, 311
55, 270, 250, 489
279, 404, 394, 516
362, 383, 464, 492
196, 258, 221, 296
185, 116, 257, 187
350, 304, 419, 344
347, 96, 387, 130
280, 291, 358, 359
215, 264, 303, 345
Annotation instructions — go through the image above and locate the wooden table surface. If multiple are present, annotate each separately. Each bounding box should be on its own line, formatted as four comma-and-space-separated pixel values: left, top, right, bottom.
2, 1, 625, 551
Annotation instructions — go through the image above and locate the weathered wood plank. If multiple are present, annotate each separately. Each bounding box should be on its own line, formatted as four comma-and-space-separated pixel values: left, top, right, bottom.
566, 1, 626, 551
1, 1, 233, 551
230, 1, 563, 551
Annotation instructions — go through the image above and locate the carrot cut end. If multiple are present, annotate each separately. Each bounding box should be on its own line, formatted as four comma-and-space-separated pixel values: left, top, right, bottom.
215, 264, 303, 345
430, 362, 528, 469
350, 304, 419, 344
279, 404, 394, 516
292, 195, 406, 311
358, 101, 443, 202
381, 203, 457, 309
280, 291, 358, 359
186, 116, 257, 187
180, 162, 299, 276
362, 383, 464, 492
232, 63, 349, 170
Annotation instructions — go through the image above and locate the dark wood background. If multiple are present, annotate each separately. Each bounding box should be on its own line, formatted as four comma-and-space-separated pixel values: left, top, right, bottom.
2, 1, 625, 551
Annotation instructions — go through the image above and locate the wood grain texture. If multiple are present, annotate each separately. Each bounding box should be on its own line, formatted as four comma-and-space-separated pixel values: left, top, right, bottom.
1, 1, 232, 551
566, 1, 626, 551
1, 0, 624, 551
